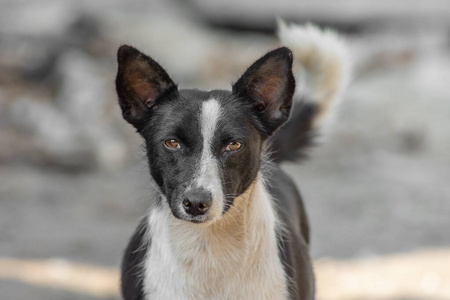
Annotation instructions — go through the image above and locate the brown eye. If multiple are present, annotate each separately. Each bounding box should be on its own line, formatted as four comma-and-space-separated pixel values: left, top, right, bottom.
226, 141, 242, 152
165, 139, 180, 149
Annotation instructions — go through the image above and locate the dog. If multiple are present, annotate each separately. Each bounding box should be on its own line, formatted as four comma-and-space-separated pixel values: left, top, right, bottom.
115, 21, 350, 300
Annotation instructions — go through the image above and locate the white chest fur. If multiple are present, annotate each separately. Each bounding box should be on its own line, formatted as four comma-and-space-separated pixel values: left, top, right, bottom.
143, 178, 288, 300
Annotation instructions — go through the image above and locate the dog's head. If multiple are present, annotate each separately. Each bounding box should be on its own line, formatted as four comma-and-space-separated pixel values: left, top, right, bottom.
116, 45, 295, 223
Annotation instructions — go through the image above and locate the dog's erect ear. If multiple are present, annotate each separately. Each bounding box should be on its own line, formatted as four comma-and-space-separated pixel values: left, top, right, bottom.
232, 47, 295, 135
116, 45, 177, 129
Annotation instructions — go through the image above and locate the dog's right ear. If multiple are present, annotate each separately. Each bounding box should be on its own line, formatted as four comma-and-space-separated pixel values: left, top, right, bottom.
116, 45, 177, 129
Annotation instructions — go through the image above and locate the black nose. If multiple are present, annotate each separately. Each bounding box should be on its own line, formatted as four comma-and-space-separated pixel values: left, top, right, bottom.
182, 189, 212, 216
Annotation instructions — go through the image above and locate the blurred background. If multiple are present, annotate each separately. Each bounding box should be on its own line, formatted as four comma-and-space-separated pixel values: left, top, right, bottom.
1, 0, 450, 299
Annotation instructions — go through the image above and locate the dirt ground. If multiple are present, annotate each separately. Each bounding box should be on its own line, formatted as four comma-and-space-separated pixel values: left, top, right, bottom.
2, 248, 450, 299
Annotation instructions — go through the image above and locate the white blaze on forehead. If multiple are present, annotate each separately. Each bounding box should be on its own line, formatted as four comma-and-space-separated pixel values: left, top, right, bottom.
195, 98, 223, 218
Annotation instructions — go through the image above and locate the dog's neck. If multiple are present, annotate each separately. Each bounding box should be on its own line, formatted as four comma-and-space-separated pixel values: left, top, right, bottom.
170, 173, 277, 259
144, 173, 288, 299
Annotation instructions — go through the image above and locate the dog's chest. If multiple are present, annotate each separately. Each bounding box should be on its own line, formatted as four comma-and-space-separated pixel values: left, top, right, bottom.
143, 193, 288, 300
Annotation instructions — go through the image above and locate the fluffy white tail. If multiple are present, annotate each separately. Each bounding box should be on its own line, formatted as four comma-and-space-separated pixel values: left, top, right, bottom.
278, 20, 351, 131
269, 21, 351, 162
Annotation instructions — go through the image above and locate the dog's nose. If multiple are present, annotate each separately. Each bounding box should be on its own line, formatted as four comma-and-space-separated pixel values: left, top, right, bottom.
182, 189, 212, 216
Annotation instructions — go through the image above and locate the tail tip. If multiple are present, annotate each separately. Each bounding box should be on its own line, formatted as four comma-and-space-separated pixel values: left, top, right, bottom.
277, 20, 352, 89
275, 20, 353, 145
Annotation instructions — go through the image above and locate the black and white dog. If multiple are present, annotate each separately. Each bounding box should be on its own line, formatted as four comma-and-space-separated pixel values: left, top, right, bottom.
115, 22, 350, 300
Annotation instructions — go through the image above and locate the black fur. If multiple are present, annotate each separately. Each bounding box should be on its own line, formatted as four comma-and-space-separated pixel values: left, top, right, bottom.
121, 217, 149, 300
117, 45, 317, 299
269, 99, 318, 162
267, 166, 314, 299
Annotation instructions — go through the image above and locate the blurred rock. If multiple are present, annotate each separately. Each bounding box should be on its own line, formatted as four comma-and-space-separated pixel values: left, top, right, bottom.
8, 97, 96, 170
0, 3, 135, 171
53, 50, 133, 170
4, 51, 131, 170
191, 0, 450, 33
1, 46, 131, 170
1, 0, 450, 174
0, 2, 102, 89
55, 50, 107, 124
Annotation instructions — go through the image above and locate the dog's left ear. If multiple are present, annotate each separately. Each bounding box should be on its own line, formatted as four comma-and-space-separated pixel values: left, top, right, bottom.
232, 47, 295, 135
116, 45, 177, 130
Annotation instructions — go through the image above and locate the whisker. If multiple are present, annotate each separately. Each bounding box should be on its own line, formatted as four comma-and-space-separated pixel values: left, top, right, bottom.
227, 204, 242, 215
223, 207, 240, 226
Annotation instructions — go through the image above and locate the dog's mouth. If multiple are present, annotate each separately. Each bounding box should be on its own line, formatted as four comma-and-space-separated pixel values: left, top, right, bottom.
173, 211, 211, 224
186, 217, 209, 224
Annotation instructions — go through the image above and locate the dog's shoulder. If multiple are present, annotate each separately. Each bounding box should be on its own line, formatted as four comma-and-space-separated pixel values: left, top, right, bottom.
265, 165, 315, 299
121, 217, 150, 300
265, 164, 309, 243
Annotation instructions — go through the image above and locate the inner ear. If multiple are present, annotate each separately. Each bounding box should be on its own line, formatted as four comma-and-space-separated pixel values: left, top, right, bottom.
232, 47, 295, 135
116, 45, 177, 129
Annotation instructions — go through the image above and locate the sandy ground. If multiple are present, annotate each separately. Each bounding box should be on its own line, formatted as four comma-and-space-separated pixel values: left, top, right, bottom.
2, 248, 450, 300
